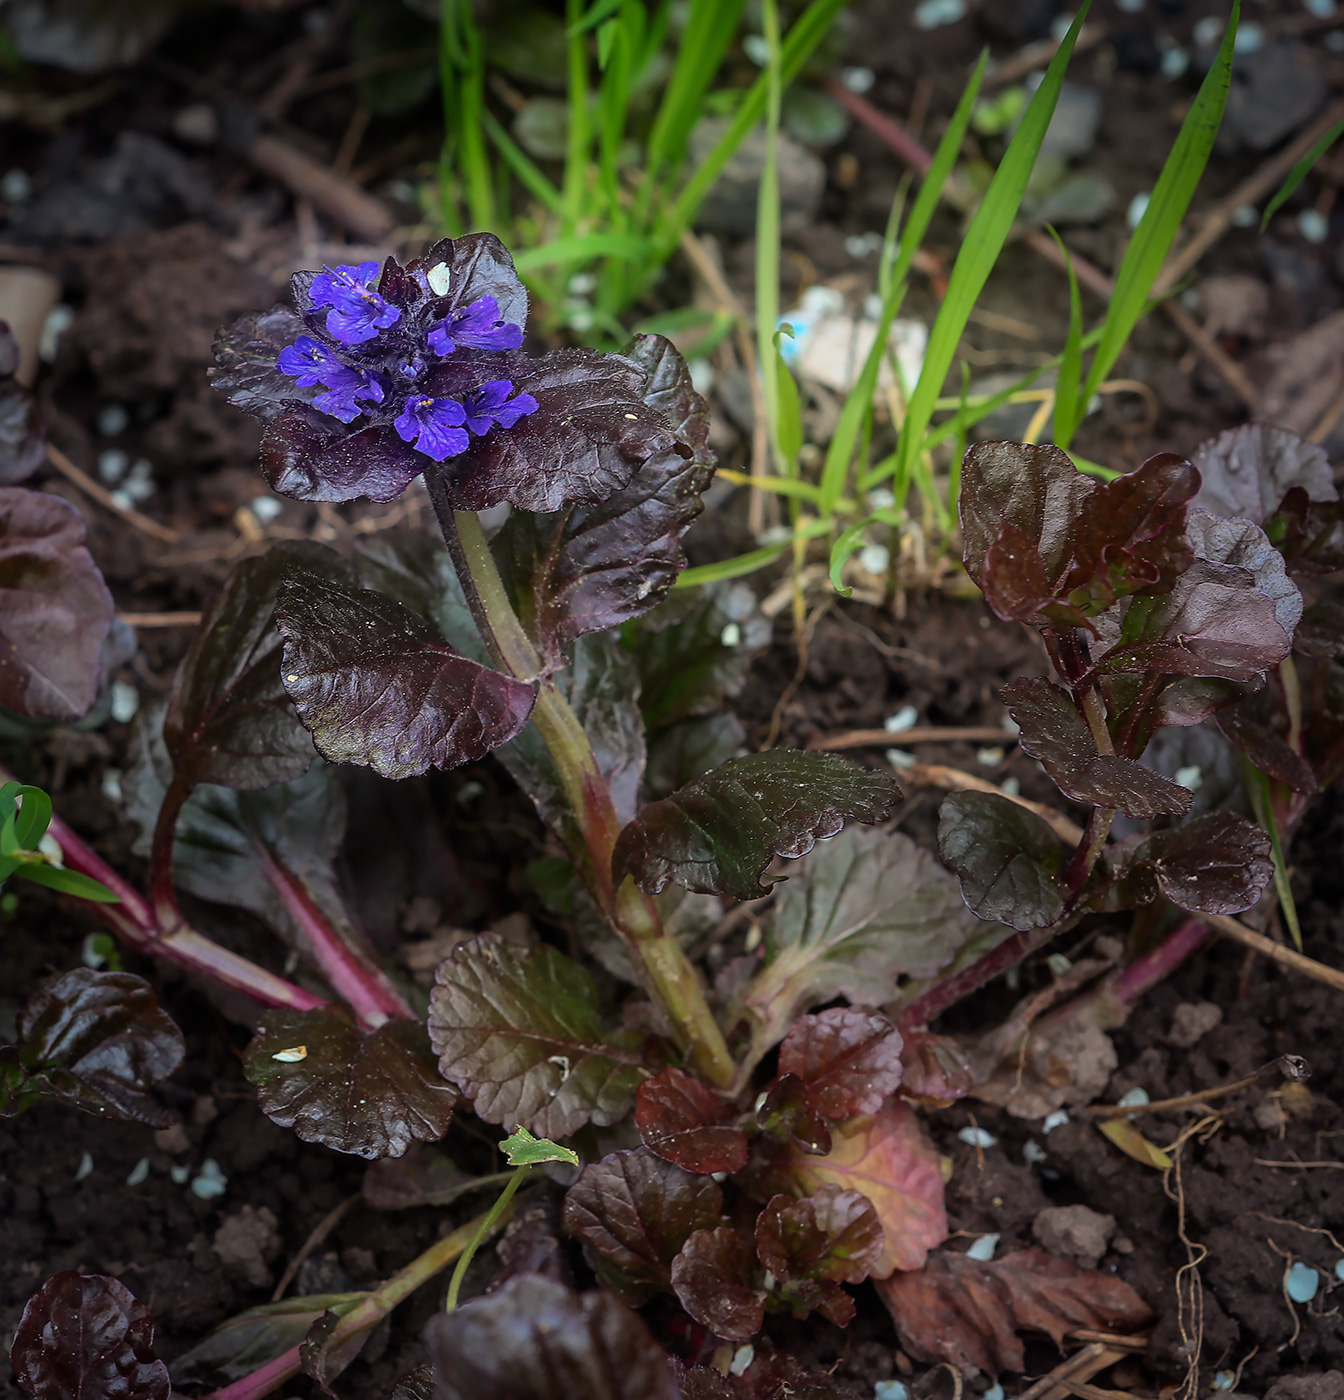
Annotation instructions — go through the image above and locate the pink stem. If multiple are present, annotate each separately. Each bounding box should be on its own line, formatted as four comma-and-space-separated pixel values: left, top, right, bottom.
1107, 916, 1208, 1005
257, 847, 415, 1027
821, 77, 934, 173
201, 1346, 303, 1400
44, 808, 326, 1014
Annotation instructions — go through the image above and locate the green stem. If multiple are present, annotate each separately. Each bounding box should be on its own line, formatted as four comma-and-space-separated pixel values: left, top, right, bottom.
445, 1166, 531, 1311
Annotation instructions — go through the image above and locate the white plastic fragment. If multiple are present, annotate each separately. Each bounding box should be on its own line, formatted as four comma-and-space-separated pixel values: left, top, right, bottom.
841, 67, 875, 94
191, 1158, 229, 1200
958, 1126, 997, 1148
1042, 1109, 1070, 1134
1286, 1261, 1319, 1303
730, 1345, 755, 1377
97, 403, 130, 437
426, 262, 453, 296
874, 1383, 909, 1400
74, 1151, 94, 1181
914, 0, 966, 29
884, 705, 919, 734
126, 1157, 150, 1186
720, 622, 742, 648
170, 1164, 191, 1185
110, 681, 140, 724
250, 495, 284, 524
1116, 1087, 1150, 1108
1126, 192, 1151, 230
858, 543, 891, 576
1174, 765, 1203, 791
966, 1233, 1000, 1262
1299, 210, 1329, 245
1023, 1139, 1048, 1165
885, 748, 918, 771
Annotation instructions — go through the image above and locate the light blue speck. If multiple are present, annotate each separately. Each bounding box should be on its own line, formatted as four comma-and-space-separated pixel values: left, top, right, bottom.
958, 1126, 997, 1148
126, 1157, 150, 1186
914, 0, 967, 28
1335, 1258, 1344, 1282
875, 1384, 909, 1400
967, 1233, 1000, 1262
1212, 1371, 1236, 1391
191, 1158, 228, 1200
74, 1151, 94, 1182
1023, 1140, 1047, 1165
982, 1385, 1005, 1400
1286, 1261, 1319, 1303
1042, 1109, 1069, 1134
1117, 1087, 1150, 1108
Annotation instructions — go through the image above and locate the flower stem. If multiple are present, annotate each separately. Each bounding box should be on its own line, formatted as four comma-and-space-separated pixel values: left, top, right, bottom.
201, 1204, 507, 1400
444, 1165, 530, 1311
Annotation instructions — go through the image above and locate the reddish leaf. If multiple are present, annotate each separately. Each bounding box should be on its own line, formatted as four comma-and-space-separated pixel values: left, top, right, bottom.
755, 1074, 831, 1156
10, 1272, 170, 1400
938, 791, 1065, 931
1001, 677, 1191, 817
898, 1032, 974, 1105
0, 489, 114, 721
1271, 489, 1344, 576
562, 1147, 724, 1302
670, 1227, 766, 1341
0, 325, 44, 484
756, 1186, 883, 1286
777, 1008, 904, 1120
613, 751, 900, 899
1192, 422, 1336, 525
980, 523, 1058, 624
424, 1274, 680, 1400
875, 1247, 1153, 1376
635, 1067, 748, 1174
276, 572, 536, 780
244, 1006, 456, 1160
771, 1103, 946, 1277
1216, 690, 1316, 794
1140, 811, 1273, 915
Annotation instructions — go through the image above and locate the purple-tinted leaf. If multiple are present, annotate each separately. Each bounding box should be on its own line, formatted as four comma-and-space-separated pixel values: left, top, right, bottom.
363, 1143, 480, 1210
1216, 690, 1316, 794
424, 1273, 680, 1400
1270, 489, 1344, 576
613, 751, 900, 899
777, 1008, 904, 1120
645, 712, 747, 801
635, 1067, 748, 1174
631, 581, 772, 730
938, 791, 1065, 930
261, 411, 424, 505
1140, 811, 1273, 915
756, 1073, 832, 1155
745, 827, 986, 1058
276, 572, 536, 780
6, 969, 183, 1128
898, 1032, 974, 1104
960, 442, 1090, 596
0, 335, 44, 482
391, 1366, 435, 1400
0, 489, 114, 721
1186, 509, 1302, 638
408, 233, 529, 330
1002, 676, 1192, 817
244, 1005, 456, 1160
495, 334, 715, 656
10, 1272, 169, 1400
756, 1186, 883, 1284
427, 932, 654, 1139
1296, 601, 1344, 659
561, 1147, 724, 1302
300, 1305, 377, 1397
1192, 422, 1336, 524
208, 305, 316, 424
170, 1294, 365, 1387
672, 1365, 736, 1400
979, 523, 1060, 624
670, 1227, 766, 1341
166, 542, 355, 790
355, 531, 484, 661
426, 347, 685, 513
769, 1104, 947, 1277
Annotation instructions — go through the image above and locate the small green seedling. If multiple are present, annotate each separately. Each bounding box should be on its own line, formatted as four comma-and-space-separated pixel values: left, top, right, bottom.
0, 782, 119, 903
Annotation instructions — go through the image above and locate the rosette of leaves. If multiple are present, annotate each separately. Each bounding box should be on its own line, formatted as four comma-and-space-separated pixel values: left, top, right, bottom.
939, 441, 1292, 939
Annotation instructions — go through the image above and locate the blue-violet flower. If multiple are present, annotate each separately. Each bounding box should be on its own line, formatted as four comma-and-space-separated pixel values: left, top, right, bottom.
427, 296, 524, 356
394, 396, 469, 462
309, 262, 401, 344
464, 380, 539, 436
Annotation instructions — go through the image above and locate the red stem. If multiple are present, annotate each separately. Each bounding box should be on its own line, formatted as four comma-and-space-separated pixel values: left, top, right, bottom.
1107, 916, 1207, 1004
149, 776, 190, 925
257, 847, 415, 1027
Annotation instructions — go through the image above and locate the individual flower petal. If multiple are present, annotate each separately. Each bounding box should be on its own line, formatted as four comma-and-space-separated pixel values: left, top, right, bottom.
463, 379, 540, 436
427, 296, 524, 356
276, 335, 342, 388
394, 395, 469, 462
312, 366, 385, 423
308, 262, 401, 344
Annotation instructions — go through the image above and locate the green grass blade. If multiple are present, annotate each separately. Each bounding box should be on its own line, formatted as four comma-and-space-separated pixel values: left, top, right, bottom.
890, 4, 1090, 508
1241, 756, 1303, 950
571, 0, 624, 35
1048, 225, 1084, 446
816, 50, 987, 519
513, 234, 653, 271
14, 863, 121, 903
561, 0, 592, 235
1061, 2, 1238, 449
679, 544, 791, 587
1262, 116, 1344, 228
481, 110, 564, 216
756, 0, 786, 479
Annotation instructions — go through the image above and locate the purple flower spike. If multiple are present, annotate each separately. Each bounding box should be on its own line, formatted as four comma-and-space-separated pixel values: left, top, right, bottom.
309, 262, 402, 345
427, 297, 524, 357
463, 380, 540, 437
277, 335, 343, 387
394, 395, 469, 461
313, 366, 385, 424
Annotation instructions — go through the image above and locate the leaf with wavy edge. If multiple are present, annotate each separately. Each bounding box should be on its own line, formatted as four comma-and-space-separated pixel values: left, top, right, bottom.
938, 791, 1066, 931
634, 1067, 748, 1174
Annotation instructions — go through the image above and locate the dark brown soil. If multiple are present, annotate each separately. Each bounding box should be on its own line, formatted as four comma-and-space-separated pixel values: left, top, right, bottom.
3, 1, 1344, 1397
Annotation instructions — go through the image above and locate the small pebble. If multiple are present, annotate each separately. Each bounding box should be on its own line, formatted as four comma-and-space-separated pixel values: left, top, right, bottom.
885, 705, 919, 734
966, 1233, 1000, 1262
1126, 192, 1151, 230
1, 168, 31, 203
250, 495, 284, 524
867, 487, 896, 511
841, 67, 875, 94
688, 359, 714, 396
1193, 16, 1223, 46
1286, 1261, 1319, 1303
1116, 1086, 1150, 1108
170, 1164, 191, 1185
1305, 0, 1337, 15
1299, 209, 1330, 245
1047, 953, 1072, 976
1160, 47, 1190, 79
1231, 204, 1259, 228
39, 305, 74, 362
886, 748, 918, 770
730, 1345, 754, 1377
720, 622, 742, 648
1023, 1139, 1047, 1165
875, 1384, 909, 1400
97, 450, 129, 484
191, 1158, 229, 1200
1335, 1258, 1344, 1281
914, 0, 967, 28
1174, 764, 1203, 791
110, 681, 140, 725
97, 403, 130, 437
859, 544, 891, 575
1042, 1109, 1069, 1134
958, 1126, 997, 1148
126, 1157, 151, 1186
982, 1385, 1005, 1400
1212, 1372, 1236, 1391
74, 1152, 94, 1182
999, 777, 1021, 797
976, 746, 1005, 767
